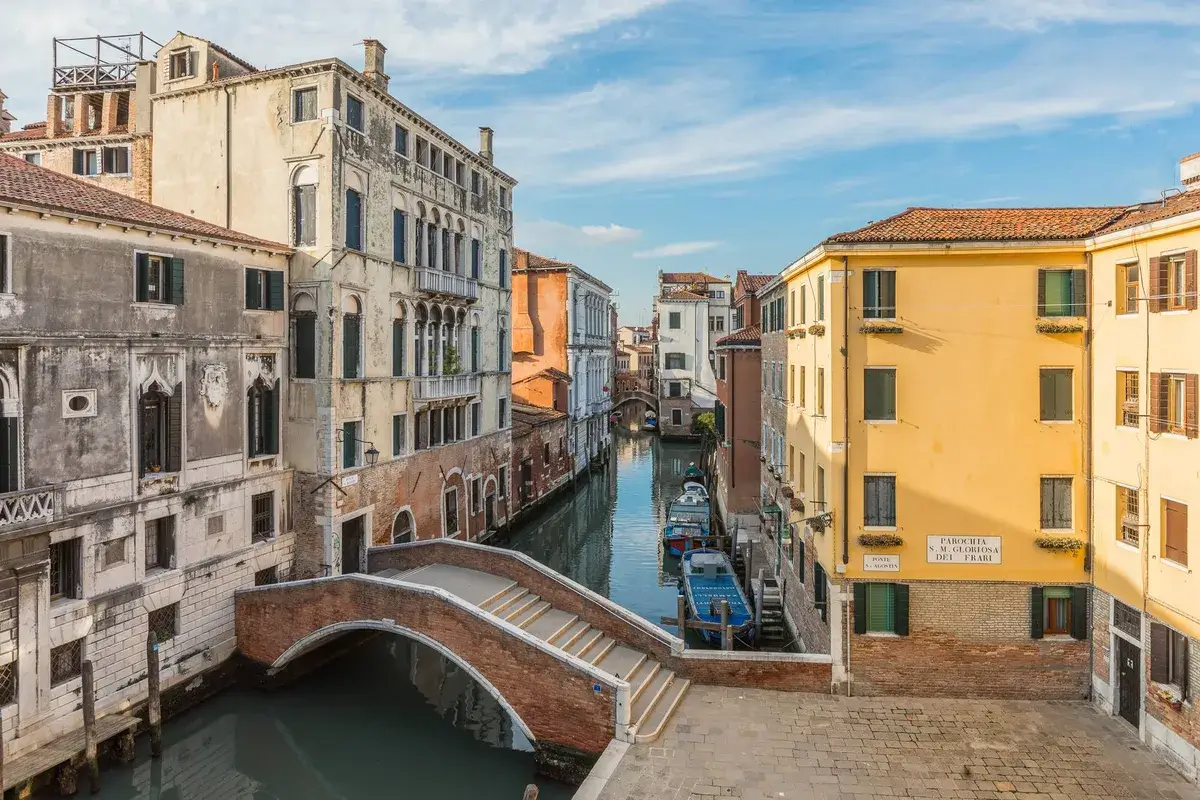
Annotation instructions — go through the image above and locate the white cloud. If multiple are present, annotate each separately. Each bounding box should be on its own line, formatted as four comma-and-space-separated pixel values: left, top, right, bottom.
580, 224, 641, 243
633, 241, 720, 258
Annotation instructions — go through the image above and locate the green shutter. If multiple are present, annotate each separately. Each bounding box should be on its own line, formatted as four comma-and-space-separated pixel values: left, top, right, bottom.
866, 583, 895, 633
1071, 269, 1088, 317
894, 584, 909, 636
268, 271, 284, 310
169, 258, 185, 305
246, 388, 256, 454
135, 253, 149, 302
796, 540, 805, 583
393, 209, 405, 263
342, 422, 355, 468
1030, 587, 1044, 639
295, 315, 316, 379
1069, 586, 1088, 640
1036, 269, 1047, 316
245, 269, 262, 310
166, 385, 182, 472
343, 315, 360, 379
0, 417, 17, 493
853, 583, 867, 634
264, 380, 279, 454
393, 415, 401, 456
392, 321, 404, 376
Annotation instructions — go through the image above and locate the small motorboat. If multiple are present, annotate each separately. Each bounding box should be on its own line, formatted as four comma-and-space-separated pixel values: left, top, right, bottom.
682, 480, 707, 500
642, 410, 658, 432
681, 549, 754, 647
662, 487, 712, 556
682, 462, 705, 481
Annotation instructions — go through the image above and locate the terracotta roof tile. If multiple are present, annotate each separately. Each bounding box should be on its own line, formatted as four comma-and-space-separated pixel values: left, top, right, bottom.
512, 402, 568, 431
0, 123, 48, 143
716, 325, 761, 346
0, 153, 287, 250
1096, 192, 1200, 235
741, 273, 773, 292
662, 271, 727, 284
662, 289, 706, 301
825, 206, 1127, 244
513, 247, 573, 270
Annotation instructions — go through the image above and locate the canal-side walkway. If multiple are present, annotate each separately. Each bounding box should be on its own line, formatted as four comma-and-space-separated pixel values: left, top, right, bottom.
585, 686, 1200, 800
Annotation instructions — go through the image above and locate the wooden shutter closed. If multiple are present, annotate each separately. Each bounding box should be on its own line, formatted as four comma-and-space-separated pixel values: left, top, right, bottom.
166, 383, 182, 472
345, 190, 361, 250
894, 583, 910, 636
853, 583, 867, 635
392, 320, 404, 376
1030, 586, 1044, 639
343, 315, 360, 379
1164, 500, 1188, 565
135, 253, 149, 302
0, 417, 17, 493
1071, 269, 1087, 316
1039, 370, 1053, 420
1070, 586, 1088, 640
1150, 256, 1167, 313
1187, 374, 1198, 439
393, 209, 405, 263
264, 380, 279, 454
169, 258, 185, 305
1149, 372, 1165, 433
1036, 269, 1047, 316
268, 271, 284, 311
1187, 251, 1198, 311
1151, 622, 1170, 684
472, 239, 481, 279
294, 315, 316, 379
245, 268, 262, 310
797, 540, 805, 583
714, 403, 725, 440
1182, 638, 1191, 699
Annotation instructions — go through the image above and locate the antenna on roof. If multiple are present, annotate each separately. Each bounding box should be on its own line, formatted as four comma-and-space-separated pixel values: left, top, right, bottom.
1162, 187, 1183, 206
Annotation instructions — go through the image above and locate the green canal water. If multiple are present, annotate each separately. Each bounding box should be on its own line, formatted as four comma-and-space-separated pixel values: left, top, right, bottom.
91, 423, 702, 799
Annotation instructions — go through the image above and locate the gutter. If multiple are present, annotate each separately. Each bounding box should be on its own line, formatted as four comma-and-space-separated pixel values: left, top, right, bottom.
841, 256, 850, 566
1085, 251, 1095, 699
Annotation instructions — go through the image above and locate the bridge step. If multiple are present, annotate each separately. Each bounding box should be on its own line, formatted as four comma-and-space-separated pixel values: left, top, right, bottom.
551, 620, 591, 649
512, 600, 552, 629
634, 678, 691, 743
501, 594, 542, 623
480, 586, 528, 615
627, 660, 661, 706
584, 636, 616, 666
565, 628, 604, 658
373, 568, 404, 580
525, 610, 577, 641
593, 645, 645, 683
630, 668, 675, 729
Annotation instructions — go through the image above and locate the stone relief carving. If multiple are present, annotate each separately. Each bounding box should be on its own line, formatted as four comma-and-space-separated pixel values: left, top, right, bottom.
246, 354, 278, 387
135, 354, 180, 396
200, 364, 229, 409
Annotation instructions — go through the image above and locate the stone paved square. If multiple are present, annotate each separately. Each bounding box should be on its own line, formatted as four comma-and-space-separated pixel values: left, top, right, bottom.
591, 686, 1200, 799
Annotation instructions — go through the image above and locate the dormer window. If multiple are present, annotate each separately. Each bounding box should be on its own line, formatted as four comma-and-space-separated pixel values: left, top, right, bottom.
169, 49, 196, 80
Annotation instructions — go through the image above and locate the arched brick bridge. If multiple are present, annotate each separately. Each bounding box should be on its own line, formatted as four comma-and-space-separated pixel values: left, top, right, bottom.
611, 388, 658, 413
235, 540, 833, 783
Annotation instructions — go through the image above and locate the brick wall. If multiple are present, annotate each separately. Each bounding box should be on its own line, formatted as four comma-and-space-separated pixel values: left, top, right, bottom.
1141, 607, 1200, 779
510, 416, 572, 522
659, 396, 694, 438
672, 653, 831, 692
235, 576, 617, 759
849, 581, 1089, 699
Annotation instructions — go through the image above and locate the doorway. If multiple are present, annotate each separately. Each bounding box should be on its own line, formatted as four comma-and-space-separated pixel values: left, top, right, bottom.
484, 492, 495, 531
1116, 636, 1141, 728
341, 515, 365, 575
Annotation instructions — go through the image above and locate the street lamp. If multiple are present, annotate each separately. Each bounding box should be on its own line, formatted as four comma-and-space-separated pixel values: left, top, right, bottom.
365, 445, 380, 467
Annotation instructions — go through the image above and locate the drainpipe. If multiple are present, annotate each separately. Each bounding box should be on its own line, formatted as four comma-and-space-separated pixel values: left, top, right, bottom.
223, 86, 233, 228
841, 256, 850, 566
1085, 251, 1095, 700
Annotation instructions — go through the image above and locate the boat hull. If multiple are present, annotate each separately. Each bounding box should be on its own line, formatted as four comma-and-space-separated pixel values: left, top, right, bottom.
681, 549, 754, 647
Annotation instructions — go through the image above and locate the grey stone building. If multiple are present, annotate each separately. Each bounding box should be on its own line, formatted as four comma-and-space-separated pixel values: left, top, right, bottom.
0, 153, 294, 759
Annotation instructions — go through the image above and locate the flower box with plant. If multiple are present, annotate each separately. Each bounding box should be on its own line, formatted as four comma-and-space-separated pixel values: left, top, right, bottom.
1034, 535, 1086, 553
1152, 685, 1185, 712
858, 532, 903, 548
1035, 320, 1086, 334
788, 329, 807, 340
859, 323, 904, 335
808, 323, 826, 336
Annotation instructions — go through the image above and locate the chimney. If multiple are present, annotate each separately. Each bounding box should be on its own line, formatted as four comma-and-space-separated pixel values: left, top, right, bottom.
1182, 152, 1200, 190
479, 127, 494, 163
362, 39, 389, 92
0, 90, 12, 135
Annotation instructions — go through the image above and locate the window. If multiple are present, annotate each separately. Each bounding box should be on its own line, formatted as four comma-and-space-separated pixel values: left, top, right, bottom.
168, 49, 195, 80
292, 183, 316, 247
668, 312, 681, 329
817, 276, 825, 321
787, 365, 794, 403
294, 313, 316, 379
817, 466, 825, 506
665, 353, 685, 370
789, 290, 796, 326
293, 87, 318, 122
245, 269, 285, 311
864, 368, 896, 421
342, 421, 361, 469
864, 476, 896, 527
22, 152, 40, 166
1040, 477, 1072, 530
251, 491, 275, 542
1042, 587, 1072, 635
148, 604, 178, 645
1037, 269, 1087, 317
543, 442, 551, 465
668, 381, 683, 398
471, 403, 481, 437
863, 270, 896, 319
1118, 370, 1139, 427
852, 583, 909, 635
393, 414, 406, 457
816, 368, 825, 415
499, 466, 507, 499
145, 516, 175, 571
394, 124, 408, 156
255, 566, 280, 586
139, 384, 181, 476
718, 356, 726, 382
50, 538, 81, 600
499, 186, 510, 208
1151, 623, 1190, 696
1165, 373, 1192, 435
136, 253, 184, 305
50, 640, 82, 686
343, 302, 362, 379
1117, 486, 1139, 546
499, 249, 509, 288
345, 189, 363, 251
392, 319, 406, 376
498, 398, 508, 428
865, 583, 895, 633
0, 662, 15, 706
345, 95, 364, 132
1167, 255, 1188, 311
102, 146, 130, 174
1039, 368, 1073, 421
1163, 498, 1188, 566
671, 409, 683, 425
470, 170, 481, 195
393, 209, 407, 263
795, 450, 805, 491
799, 366, 806, 408
444, 488, 459, 536
709, 315, 725, 332
247, 378, 279, 457
1118, 263, 1139, 315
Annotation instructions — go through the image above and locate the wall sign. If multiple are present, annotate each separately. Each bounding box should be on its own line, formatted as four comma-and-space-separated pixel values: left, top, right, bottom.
926, 535, 1001, 564
863, 554, 899, 572
341, 474, 360, 488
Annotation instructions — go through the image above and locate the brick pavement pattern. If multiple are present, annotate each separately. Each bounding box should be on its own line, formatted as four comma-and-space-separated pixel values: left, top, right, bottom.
593, 686, 1200, 799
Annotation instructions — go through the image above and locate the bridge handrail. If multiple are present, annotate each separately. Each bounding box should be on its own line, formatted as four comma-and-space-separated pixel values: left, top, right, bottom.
368, 539, 682, 654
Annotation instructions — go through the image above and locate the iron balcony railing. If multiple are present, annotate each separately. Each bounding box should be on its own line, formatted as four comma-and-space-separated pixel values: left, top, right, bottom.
413, 374, 480, 401
52, 34, 162, 90
0, 485, 61, 529
415, 268, 479, 302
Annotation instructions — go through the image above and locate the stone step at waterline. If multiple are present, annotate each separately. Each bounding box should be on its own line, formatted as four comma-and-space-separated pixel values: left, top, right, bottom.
525, 609, 577, 641
634, 678, 690, 743
511, 600, 552, 629
631, 668, 675, 727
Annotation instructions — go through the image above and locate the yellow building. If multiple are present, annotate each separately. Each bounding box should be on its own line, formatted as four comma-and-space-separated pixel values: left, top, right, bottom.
779, 207, 1126, 698
1089, 181, 1200, 778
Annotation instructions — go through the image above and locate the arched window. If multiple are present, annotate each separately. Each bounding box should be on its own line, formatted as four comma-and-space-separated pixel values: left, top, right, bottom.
344, 171, 365, 252
247, 377, 279, 457
428, 209, 441, 269
392, 510, 414, 544
498, 316, 508, 372
292, 164, 317, 247
469, 312, 481, 373
392, 302, 407, 377
414, 304, 428, 377
139, 381, 180, 476
292, 292, 317, 379
429, 306, 442, 376
342, 295, 363, 379
415, 203, 426, 268
0, 373, 19, 493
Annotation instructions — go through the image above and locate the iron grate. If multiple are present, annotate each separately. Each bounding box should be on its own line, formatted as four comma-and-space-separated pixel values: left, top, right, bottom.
50, 640, 82, 686
0, 661, 16, 706
148, 604, 177, 645
1113, 600, 1141, 640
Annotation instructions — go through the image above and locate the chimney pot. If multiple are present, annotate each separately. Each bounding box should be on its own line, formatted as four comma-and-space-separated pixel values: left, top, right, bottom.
479, 126, 494, 163
362, 39, 389, 92
0, 89, 12, 135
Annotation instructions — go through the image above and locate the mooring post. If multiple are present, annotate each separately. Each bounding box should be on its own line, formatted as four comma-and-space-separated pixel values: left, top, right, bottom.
744, 545, 754, 598
677, 593, 686, 638
523, 785, 539, 800
82, 660, 100, 793
147, 631, 162, 758
0, 707, 6, 794
754, 578, 765, 645
720, 600, 731, 650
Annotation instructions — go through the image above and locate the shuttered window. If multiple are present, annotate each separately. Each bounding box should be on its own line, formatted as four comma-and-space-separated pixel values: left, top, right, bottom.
853, 583, 909, 635
864, 475, 896, 527
0, 417, 17, 493
345, 95, 364, 132
817, 368, 825, 415
472, 239, 481, 279
1030, 586, 1088, 640
345, 189, 363, 251
1037, 269, 1087, 317
1117, 485, 1140, 546
863, 270, 896, 319
245, 269, 284, 310
817, 276, 825, 321
393, 210, 407, 263
139, 383, 182, 476
1149, 251, 1198, 313
342, 421, 360, 469
864, 368, 896, 421
799, 366, 806, 408
1040, 477, 1072, 530
392, 320, 406, 376
247, 379, 279, 457
1150, 622, 1190, 697
499, 249, 509, 288
293, 184, 316, 247
135, 254, 184, 305
1039, 368, 1073, 421
293, 314, 316, 379
1118, 263, 1139, 315
1043, 586, 1071, 635
1163, 498, 1188, 566
342, 313, 362, 379
393, 414, 407, 457
1117, 370, 1139, 427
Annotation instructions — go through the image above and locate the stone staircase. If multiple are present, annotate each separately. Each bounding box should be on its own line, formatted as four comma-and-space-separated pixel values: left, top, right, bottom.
375, 564, 690, 743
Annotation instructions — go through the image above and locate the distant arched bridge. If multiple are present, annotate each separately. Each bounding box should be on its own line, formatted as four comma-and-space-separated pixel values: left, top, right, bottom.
611, 389, 658, 413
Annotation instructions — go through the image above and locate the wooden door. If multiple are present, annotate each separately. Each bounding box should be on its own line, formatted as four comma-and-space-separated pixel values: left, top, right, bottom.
341, 516, 365, 575
1117, 636, 1141, 728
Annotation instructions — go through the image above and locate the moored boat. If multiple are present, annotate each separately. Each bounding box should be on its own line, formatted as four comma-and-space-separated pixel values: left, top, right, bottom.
642, 410, 658, 432
681, 549, 754, 647
682, 462, 704, 481
662, 487, 712, 556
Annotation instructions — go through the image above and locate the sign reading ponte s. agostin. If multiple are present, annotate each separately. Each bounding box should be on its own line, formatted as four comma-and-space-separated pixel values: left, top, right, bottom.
926, 535, 1001, 564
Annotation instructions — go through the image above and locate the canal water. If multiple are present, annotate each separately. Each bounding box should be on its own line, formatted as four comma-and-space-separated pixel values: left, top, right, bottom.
91, 421, 701, 799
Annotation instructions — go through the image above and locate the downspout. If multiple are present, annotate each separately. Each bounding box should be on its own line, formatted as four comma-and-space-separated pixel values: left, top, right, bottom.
223, 86, 233, 228
1084, 251, 1095, 700
841, 256, 850, 566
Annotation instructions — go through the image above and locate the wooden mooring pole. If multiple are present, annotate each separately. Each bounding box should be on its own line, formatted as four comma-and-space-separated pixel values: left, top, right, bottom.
147, 631, 162, 758
676, 593, 686, 638
720, 600, 731, 651
82, 660, 100, 793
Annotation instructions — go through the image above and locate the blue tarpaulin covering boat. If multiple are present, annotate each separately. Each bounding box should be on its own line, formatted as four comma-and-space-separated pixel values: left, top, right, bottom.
681, 549, 753, 646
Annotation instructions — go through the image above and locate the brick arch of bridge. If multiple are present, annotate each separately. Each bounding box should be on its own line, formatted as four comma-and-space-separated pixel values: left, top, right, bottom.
611, 391, 657, 413
234, 574, 630, 783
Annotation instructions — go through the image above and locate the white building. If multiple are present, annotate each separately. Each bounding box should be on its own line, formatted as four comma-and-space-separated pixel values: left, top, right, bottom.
653, 272, 731, 436
567, 270, 615, 469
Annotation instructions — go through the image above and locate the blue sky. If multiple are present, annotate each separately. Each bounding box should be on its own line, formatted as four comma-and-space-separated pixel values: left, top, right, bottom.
5, 1, 1200, 321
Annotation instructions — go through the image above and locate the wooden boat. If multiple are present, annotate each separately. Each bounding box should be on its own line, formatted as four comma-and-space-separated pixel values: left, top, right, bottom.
662, 488, 712, 557
642, 410, 658, 432
682, 462, 704, 481
681, 549, 754, 646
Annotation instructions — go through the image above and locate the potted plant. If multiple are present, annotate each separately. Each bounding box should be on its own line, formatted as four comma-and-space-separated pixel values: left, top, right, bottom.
1034, 535, 1086, 553
443, 344, 463, 375
808, 323, 826, 336
858, 533, 903, 548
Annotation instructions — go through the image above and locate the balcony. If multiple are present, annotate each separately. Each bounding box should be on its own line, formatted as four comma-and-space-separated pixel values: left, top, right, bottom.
53, 34, 162, 90
415, 268, 479, 302
413, 374, 480, 402
0, 485, 61, 530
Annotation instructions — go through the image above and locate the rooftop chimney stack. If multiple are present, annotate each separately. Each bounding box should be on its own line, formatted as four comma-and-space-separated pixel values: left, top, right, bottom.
1181, 152, 1200, 190
0, 90, 13, 135
479, 127, 494, 163
362, 39, 389, 92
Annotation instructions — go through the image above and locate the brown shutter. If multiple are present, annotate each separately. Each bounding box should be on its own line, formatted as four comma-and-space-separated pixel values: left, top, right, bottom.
1151, 255, 1167, 313
1071, 269, 1088, 317
1187, 250, 1198, 311
1151, 622, 1170, 684
1149, 372, 1164, 433
1036, 269, 1047, 317
1188, 374, 1199, 439
1165, 500, 1189, 564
